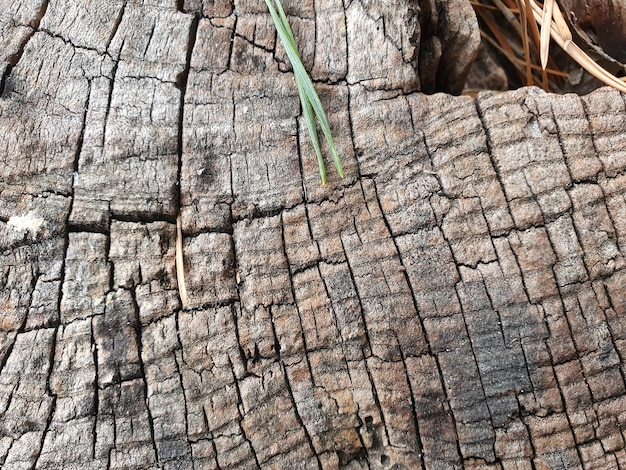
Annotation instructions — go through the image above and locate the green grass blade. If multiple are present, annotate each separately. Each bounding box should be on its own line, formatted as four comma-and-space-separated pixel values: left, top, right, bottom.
293, 65, 344, 179
297, 80, 326, 184
274, 0, 297, 46
265, 0, 344, 181
282, 44, 344, 178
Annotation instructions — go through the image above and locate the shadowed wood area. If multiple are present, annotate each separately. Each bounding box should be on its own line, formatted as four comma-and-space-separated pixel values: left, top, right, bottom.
2, 0, 626, 469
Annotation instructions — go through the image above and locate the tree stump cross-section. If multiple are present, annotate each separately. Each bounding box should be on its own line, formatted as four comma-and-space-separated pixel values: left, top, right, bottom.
1, 0, 626, 469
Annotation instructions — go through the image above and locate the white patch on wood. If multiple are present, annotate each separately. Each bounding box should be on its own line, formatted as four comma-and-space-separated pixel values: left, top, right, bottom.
7, 212, 45, 238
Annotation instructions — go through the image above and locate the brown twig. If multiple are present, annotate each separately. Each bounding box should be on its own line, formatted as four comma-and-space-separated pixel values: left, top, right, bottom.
471, 0, 626, 93
176, 214, 189, 309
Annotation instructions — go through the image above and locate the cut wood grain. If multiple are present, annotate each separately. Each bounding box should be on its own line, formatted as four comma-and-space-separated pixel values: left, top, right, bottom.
1, 1, 626, 469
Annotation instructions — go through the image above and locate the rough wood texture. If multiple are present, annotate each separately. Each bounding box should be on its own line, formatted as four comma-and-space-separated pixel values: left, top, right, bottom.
2, 1, 626, 469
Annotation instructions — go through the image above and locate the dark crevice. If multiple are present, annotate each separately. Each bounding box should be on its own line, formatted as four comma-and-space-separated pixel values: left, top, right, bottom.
519, 409, 539, 467
67, 224, 110, 236
281, 362, 323, 469
106, 1, 127, 52
318, 260, 356, 389
102, 38, 122, 149
474, 263, 513, 348
517, 337, 544, 411
312, 0, 318, 76
556, 189, 594, 284
234, 32, 275, 58
142, 23, 156, 58
183, 225, 234, 237
266, 305, 281, 359
472, 95, 518, 233
278, 211, 316, 385
183, 297, 240, 313
60, 73, 91, 323
369, 177, 434, 357
0, 333, 18, 385
103, 225, 113, 295
110, 73, 178, 84
0, 0, 49, 97
172, 312, 192, 453
210, 433, 223, 470
129, 288, 160, 462
432, 353, 464, 462
348, 78, 418, 94
533, 347, 586, 466
288, 258, 319, 277
14, 270, 38, 336
361, 350, 391, 446
293, 114, 309, 203
367, 89, 409, 104
476, 196, 502, 264
307, 178, 362, 206
339, 235, 373, 359
350, 1, 418, 70
1, 438, 15, 467
176, 12, 200, 219
227, 355, 262, 468
453, 282, 499, 453
397, 342, 426, 469
0, 65, 14, 98
337, 446, 368, 467
32, 327, 59, 470
110, 211, 177, 226
232, 205, 290, 224
548, 100, 577, 185
229, 301, 248, 377
225, 14, 237, 72
230, 93, 237, 155
90, 316, 100, 460
38, 28, 113, 57
344, 82, 361, 182
495, 233, 535, 305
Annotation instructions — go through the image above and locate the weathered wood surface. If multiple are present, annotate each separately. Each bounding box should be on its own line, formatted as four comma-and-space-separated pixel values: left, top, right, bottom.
2, 1, 626, 469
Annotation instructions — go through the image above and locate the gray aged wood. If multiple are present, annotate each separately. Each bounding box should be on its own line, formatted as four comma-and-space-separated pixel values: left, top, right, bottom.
1, 1, 626, 469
